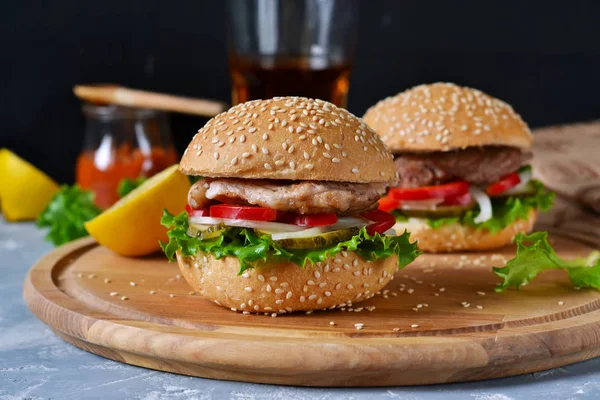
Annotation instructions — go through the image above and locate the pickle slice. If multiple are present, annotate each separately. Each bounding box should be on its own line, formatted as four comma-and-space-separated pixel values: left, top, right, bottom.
188, 223, 227, 240
272, 227, 361, 249
401, 204, 474, 218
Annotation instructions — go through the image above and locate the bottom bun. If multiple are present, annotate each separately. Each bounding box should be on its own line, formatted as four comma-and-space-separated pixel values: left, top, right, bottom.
393, 210, 537, 253
176, 251, 398, 314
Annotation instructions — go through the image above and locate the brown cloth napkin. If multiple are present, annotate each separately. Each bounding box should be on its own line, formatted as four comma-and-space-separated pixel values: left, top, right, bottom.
532, 120, 600, 214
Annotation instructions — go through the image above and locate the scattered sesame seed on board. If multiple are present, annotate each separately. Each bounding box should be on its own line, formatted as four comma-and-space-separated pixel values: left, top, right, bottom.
129, 281, 136, 287
121, 296, 129, 301
109, 292, 118, 297
411, 324, 419, 328
169, 294, 175, 298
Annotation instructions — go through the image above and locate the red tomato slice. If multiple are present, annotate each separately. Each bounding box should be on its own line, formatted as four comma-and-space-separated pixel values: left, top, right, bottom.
486, 172, 521, 196
210, 204, 277, 221
361, 210, 396, 235
292, 213, 338, 227
186, 204, 210, 216
442, 192, 473, 206
389, 180, 470, 201
378, 196, 400, 212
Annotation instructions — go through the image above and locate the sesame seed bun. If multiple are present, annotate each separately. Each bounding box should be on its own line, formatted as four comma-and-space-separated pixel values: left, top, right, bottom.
363, 83, 532, 153
393, 209, 537, 253
176, 250, 398, 314
180, 97, 397, 184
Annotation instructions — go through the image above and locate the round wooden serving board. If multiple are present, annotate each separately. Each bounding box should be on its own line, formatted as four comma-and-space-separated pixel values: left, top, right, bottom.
24, 233, 600, 387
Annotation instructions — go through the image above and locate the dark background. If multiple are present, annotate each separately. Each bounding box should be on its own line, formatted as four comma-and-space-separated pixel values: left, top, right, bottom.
2, 1, 600, 183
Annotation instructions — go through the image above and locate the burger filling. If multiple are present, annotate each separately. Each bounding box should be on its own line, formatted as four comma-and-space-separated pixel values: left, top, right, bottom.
161, 179, 420, 274
380, 146, 554, 233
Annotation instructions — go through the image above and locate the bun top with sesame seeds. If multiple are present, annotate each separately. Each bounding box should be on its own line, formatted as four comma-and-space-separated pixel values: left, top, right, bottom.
179, 97, 397, 184
363, 83, 532, 153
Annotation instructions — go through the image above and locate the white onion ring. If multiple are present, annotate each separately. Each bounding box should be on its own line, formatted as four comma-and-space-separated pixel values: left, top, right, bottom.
501, 168, 533, 196
399, 198, 445, 210
189, 216, 304, 233
271, 227, 325, 241
470, 186, 493, 224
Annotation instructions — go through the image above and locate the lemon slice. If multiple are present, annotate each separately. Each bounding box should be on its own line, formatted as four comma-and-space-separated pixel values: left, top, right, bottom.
85, 164, 190, 256
0, 149, 60, 221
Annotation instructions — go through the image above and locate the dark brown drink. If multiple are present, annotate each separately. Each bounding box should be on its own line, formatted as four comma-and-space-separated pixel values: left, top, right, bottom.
229, 55, 351, 107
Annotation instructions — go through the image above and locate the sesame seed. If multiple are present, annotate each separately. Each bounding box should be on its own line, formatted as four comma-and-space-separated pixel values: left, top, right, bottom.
104, 278, 111, 284
240, 135, 246, 142
275, 288, 284, 294
314, 271, 321, 279
245, 287, 253, 292
411, 324, 419, 328
330, 321, 335, 326
286, 291, 293, 299
262, 133, 269, 140
121, 296, 129, 301
352, 167, 359, 173
109, 292, 119, 296
169, 294, 175, 298
149, 290, 156, 295
476, 291, 486, 296
213, 152, 220, 160
231, 157, 238, 165
130, 281, 136, 286
270, 276, 278, 281
264, 163, 272, 170
558, 301, 564, 305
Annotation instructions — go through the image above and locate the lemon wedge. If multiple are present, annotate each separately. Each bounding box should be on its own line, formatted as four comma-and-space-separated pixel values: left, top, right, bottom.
85, 164, 190, 256
0, 149, 60, 221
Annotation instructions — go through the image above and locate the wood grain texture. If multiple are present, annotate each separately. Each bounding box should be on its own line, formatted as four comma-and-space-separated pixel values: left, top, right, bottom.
23, 217, 600, 386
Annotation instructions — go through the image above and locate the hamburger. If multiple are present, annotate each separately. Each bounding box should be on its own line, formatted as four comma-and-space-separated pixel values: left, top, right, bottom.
363, 83, 554, 253
161, 96, 420, 314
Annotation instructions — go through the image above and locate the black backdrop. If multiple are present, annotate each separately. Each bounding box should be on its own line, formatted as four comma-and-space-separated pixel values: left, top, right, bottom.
2, 1, 600, 183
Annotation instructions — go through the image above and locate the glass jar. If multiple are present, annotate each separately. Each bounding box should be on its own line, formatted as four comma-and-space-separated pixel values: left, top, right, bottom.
76, 104, 178, 209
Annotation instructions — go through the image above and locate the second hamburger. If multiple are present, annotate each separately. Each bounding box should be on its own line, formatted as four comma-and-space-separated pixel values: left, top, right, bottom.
363, 83, 554, 253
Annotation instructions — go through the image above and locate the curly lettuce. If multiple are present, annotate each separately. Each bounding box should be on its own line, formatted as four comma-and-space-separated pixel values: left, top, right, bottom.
160, 210, 421, 275
36, 185, 101, 246
494, 232, 600, 291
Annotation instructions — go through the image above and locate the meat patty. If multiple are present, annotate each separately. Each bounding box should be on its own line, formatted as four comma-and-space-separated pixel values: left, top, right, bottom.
395, 146, 531, 187
188, 179, 387, 215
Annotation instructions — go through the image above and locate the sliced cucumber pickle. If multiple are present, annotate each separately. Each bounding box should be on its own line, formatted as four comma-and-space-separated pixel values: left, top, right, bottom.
273, 227, 361, 249
188, 223, 227, 240
401, 204, 474, 218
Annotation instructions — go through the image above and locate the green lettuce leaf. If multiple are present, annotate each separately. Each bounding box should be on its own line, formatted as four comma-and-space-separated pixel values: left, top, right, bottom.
160, 210, 421, 275
36, 185, 102, 246
493, 231, 600, 291
117, 177, 147, 198
394, 179, 554, 233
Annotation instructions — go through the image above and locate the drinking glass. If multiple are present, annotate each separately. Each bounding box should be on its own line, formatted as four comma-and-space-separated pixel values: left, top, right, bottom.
226, 0, 359, 107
